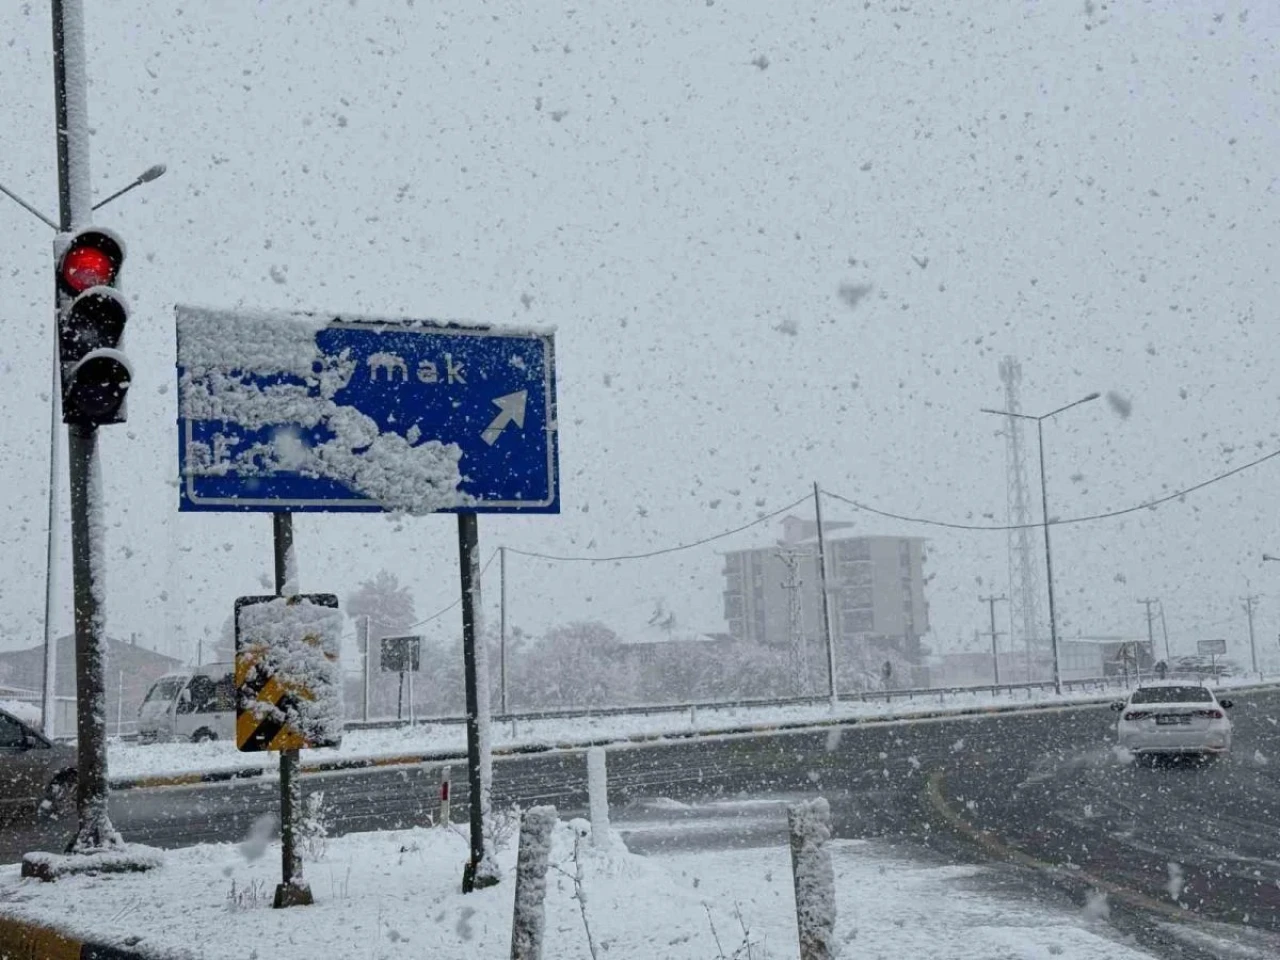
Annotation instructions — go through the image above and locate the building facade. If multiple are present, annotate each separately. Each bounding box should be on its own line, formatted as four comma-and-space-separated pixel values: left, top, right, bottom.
0, 635, 185, 737
721, 516, 930, 685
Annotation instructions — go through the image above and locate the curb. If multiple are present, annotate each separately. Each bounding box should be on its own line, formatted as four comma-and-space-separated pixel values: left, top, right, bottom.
0, 914, 150, 960
109, 682, 1280, 793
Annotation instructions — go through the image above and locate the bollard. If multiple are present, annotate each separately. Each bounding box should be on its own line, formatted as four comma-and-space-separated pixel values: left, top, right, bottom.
439, 765, 451, 827
510, 805, 558, 960
788, 798, 836, 960
587, 746, 612, 848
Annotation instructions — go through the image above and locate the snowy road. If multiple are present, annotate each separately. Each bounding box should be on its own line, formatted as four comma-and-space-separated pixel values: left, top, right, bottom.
5, 691, 1280, 957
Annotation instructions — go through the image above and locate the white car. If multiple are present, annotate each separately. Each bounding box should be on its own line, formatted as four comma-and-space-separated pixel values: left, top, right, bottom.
1111, 682, 1233, 759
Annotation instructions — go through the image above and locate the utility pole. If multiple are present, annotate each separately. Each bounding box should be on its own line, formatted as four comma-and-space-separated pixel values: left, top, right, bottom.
358, 615, 371, 722
1243, 594, 1261, 680
1158, 600, 1171, 663
1138, 598, 1158, 666
813, 483, 838, 708
979, 595, 1007, 684
777, 549, 809, 695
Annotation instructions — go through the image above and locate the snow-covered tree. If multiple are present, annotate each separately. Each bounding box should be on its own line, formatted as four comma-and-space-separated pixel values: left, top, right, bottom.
346, 570, 416, 641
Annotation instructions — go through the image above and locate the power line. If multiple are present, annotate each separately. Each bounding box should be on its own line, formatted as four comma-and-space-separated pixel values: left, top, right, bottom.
399, 548, 501, 631
506, 495, 811, 563
339, 548, 500, 642
824, 445, 1280, 533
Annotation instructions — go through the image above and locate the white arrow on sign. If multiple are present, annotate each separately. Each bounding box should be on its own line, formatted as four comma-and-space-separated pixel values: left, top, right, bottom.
481, 390, 528, 445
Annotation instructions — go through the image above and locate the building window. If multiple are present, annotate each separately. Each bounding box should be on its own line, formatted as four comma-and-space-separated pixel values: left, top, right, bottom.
843, 609, 875, 632
841, 585, 874, 609
839, 561, 872, 587
838, 540, 870, 562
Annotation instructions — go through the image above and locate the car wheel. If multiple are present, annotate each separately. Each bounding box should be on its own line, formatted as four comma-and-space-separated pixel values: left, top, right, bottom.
39, 771, 77, 821
192, 728, 217, 743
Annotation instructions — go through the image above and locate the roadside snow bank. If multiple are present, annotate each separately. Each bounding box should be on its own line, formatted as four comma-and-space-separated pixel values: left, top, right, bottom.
0, 817, 1159, 959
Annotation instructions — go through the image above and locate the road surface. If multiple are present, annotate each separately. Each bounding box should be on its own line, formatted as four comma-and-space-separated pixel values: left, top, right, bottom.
5, 690, 1280, 957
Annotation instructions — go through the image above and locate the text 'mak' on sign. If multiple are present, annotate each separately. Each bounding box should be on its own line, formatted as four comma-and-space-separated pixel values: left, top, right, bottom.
175, 306, 558, 515
235, 594, 343, 753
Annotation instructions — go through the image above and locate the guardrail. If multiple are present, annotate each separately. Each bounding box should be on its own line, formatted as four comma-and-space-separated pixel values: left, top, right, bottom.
341, 671, 1200, 732
57, 670, 1243, 745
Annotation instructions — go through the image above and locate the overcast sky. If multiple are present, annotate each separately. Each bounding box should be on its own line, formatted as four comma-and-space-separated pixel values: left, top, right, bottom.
2, 1, 1278, 672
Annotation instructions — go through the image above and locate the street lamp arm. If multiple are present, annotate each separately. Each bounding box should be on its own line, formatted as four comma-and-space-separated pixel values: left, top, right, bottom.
0, 180, 57, 230
980, 406, 1038, 422
1044, 393, 1102, 420
92, 163, 168, 212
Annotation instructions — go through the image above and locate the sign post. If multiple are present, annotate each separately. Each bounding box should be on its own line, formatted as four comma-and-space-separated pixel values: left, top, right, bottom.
178, 307, 558, 896
233, 542, 342, 909
381, 636, 422, 723
1197, 638, 1228, 679
458, 512, 498, 892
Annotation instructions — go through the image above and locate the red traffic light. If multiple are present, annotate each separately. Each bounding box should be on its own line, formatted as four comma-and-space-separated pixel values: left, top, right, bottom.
57, 228, 124, 296
61, 245, 117, 293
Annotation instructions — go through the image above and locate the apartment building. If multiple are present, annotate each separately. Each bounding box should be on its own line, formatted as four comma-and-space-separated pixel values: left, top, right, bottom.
721, 515, 929, 668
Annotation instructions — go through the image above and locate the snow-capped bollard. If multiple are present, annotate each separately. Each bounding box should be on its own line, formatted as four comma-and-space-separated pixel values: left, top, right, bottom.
788, 797, 836, 960
439, 765, 451, 827
510, 805, 557, 960
587, 746, 612, 847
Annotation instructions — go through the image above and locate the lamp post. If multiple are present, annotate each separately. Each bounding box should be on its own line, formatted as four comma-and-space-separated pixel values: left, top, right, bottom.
982, 392, 1100, 694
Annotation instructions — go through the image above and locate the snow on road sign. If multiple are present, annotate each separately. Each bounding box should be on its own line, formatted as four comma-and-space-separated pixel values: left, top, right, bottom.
175, 306, 559, 514
234, 594, 343, 753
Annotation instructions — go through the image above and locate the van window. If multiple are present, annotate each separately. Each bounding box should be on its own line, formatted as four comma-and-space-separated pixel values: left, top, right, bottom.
144, 676, 186, 704
200, 676, 236, 714
181, 673, 235, 714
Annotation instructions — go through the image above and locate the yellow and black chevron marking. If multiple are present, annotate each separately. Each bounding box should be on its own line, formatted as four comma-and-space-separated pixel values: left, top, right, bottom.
0, 913, 145, 959
235, 644, 314, 753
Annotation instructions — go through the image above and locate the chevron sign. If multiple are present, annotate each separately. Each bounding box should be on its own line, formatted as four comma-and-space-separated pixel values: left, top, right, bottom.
234, 594, 343, 752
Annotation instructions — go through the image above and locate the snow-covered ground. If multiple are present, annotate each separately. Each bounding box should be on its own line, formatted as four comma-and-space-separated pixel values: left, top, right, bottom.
107, 679, 1272, 785
0, 805, 1178, 959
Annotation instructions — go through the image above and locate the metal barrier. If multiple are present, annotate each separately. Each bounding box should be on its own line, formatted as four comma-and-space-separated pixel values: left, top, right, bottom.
340, 671, 1201, 733
100, 669, 1241, 744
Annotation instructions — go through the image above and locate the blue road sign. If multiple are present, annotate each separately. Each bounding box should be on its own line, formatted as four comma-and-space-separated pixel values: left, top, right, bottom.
176, 307, 558, 514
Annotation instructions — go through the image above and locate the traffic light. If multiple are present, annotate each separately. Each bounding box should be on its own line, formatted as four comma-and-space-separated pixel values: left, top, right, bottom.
56, 227, 132, 425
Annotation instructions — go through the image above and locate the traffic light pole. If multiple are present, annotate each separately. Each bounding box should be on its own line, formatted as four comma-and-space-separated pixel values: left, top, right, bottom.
53, 0, 123, 854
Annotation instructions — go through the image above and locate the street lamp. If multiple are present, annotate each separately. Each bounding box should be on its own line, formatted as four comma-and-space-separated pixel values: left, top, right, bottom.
982, 391, 1101, 694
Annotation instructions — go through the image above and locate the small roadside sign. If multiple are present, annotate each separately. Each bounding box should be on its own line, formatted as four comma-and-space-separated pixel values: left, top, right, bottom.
235, 594, 343, 752
380, 635, 422, 673
1197, 638, 1228, 657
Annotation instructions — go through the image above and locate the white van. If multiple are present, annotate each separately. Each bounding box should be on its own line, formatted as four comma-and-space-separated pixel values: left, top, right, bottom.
137, 662, 236, 744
